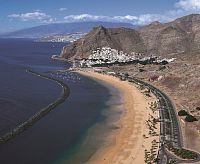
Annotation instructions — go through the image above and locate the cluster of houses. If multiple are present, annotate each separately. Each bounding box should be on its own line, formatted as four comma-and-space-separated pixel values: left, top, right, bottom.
37, 32, 86, 43
73, 47, 175, 68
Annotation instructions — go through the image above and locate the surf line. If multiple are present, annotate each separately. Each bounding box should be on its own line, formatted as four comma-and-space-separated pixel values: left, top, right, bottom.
0, 69, 70, 144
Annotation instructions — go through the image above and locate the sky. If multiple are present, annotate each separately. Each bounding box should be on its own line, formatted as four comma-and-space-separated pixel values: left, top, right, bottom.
0, 0, 200, 32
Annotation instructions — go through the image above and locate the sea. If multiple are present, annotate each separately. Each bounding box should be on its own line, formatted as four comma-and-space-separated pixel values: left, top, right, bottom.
0, 39, 123, 164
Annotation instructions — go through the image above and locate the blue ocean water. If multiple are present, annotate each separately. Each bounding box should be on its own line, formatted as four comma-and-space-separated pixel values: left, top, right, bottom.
0, 39, 122, 164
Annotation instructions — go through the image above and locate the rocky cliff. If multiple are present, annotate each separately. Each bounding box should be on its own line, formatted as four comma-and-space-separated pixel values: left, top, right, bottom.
60, 14, 200, 60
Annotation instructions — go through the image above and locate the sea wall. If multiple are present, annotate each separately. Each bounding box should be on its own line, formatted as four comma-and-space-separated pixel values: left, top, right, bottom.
0, 70, 70, 144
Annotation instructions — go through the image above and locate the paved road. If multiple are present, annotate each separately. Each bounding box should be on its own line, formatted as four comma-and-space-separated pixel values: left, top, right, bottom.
125, 76, 200, 164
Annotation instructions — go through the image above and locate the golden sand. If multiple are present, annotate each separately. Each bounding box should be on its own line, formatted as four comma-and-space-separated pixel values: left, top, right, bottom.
77, 70, 160, 164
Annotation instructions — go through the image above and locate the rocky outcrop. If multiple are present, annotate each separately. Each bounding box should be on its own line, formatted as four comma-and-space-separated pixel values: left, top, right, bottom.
60, 26, 146, 59
138, 14, 198, 56
60, 14, 200, 60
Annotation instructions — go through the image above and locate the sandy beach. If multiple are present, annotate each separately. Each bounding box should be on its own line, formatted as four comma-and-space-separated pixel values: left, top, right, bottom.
77, 70, 160, 164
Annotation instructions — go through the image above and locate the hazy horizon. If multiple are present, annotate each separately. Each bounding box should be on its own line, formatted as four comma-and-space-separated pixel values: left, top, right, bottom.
1, 0, 200, 32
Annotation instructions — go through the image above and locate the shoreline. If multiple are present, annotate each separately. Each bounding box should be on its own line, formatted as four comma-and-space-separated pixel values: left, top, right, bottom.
77, 70, 160, 164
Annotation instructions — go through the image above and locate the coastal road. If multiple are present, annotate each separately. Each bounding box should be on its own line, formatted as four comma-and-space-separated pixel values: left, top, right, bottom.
125, 76, 200, 164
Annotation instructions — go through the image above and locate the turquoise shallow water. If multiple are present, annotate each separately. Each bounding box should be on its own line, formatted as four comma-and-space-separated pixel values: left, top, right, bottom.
0, 39, 123, 164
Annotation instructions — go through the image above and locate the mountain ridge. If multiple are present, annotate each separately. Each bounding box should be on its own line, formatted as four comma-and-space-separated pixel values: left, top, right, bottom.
60, 26, 146, 59
60, 14, 200, 60
0, 22, 135, 38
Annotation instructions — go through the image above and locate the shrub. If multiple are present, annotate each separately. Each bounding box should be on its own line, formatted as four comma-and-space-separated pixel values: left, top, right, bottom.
161, 60, 168, 65
139, 68, 145, 72
158, 66, 166, 71
185, 114, 198, 122
124, 73, 129, 77
167, 144, 198, 159
178, 110, 188, 116
196, 107, 200, 111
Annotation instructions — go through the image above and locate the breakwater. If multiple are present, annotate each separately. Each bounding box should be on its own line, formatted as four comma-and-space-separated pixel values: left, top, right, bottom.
0, 70, 70, 144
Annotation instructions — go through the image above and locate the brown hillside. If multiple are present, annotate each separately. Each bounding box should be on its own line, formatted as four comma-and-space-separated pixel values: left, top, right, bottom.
60, 14, 200, 60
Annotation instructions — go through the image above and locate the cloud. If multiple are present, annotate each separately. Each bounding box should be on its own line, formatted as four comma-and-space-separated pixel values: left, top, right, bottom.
64, 14, 106, 22
135, 14, 171, 25
175, 0, 200, 11
59, 8, 67, 11
7, 0, 200, 26
114, 14, 172, 25
63, 13, 171, 25
62, 0, 200, 25
8, 11, 55, 23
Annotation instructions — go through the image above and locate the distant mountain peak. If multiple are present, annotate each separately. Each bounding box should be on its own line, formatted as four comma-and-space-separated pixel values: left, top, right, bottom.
0, 22, 135, 39
94, 25, 106, 29
150, 21, 162, 26
92, 25, 107, 32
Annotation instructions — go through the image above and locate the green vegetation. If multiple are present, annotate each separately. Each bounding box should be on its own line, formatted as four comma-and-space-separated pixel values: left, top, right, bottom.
139, 85, 145, 90
167, 144, 198, 160
158, 65, 166, 71
161, 60, 168, 65
143, 89, 151, 97
168, 159, 177, 164
124, 72, 129, 77
146, 114, 158, 137
139, 68, 145, 72
119, 76, 126, 81
196, 107, 200, 111
150, 101, 158, 113
185, 114, 198, 122
144, 140, 159, 163
144, 112, 159, 163
178, 109, 197, 122
178, 110, 188, 116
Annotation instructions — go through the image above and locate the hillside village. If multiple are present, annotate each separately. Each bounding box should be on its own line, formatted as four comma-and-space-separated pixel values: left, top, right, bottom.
72, 47, 176, 68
